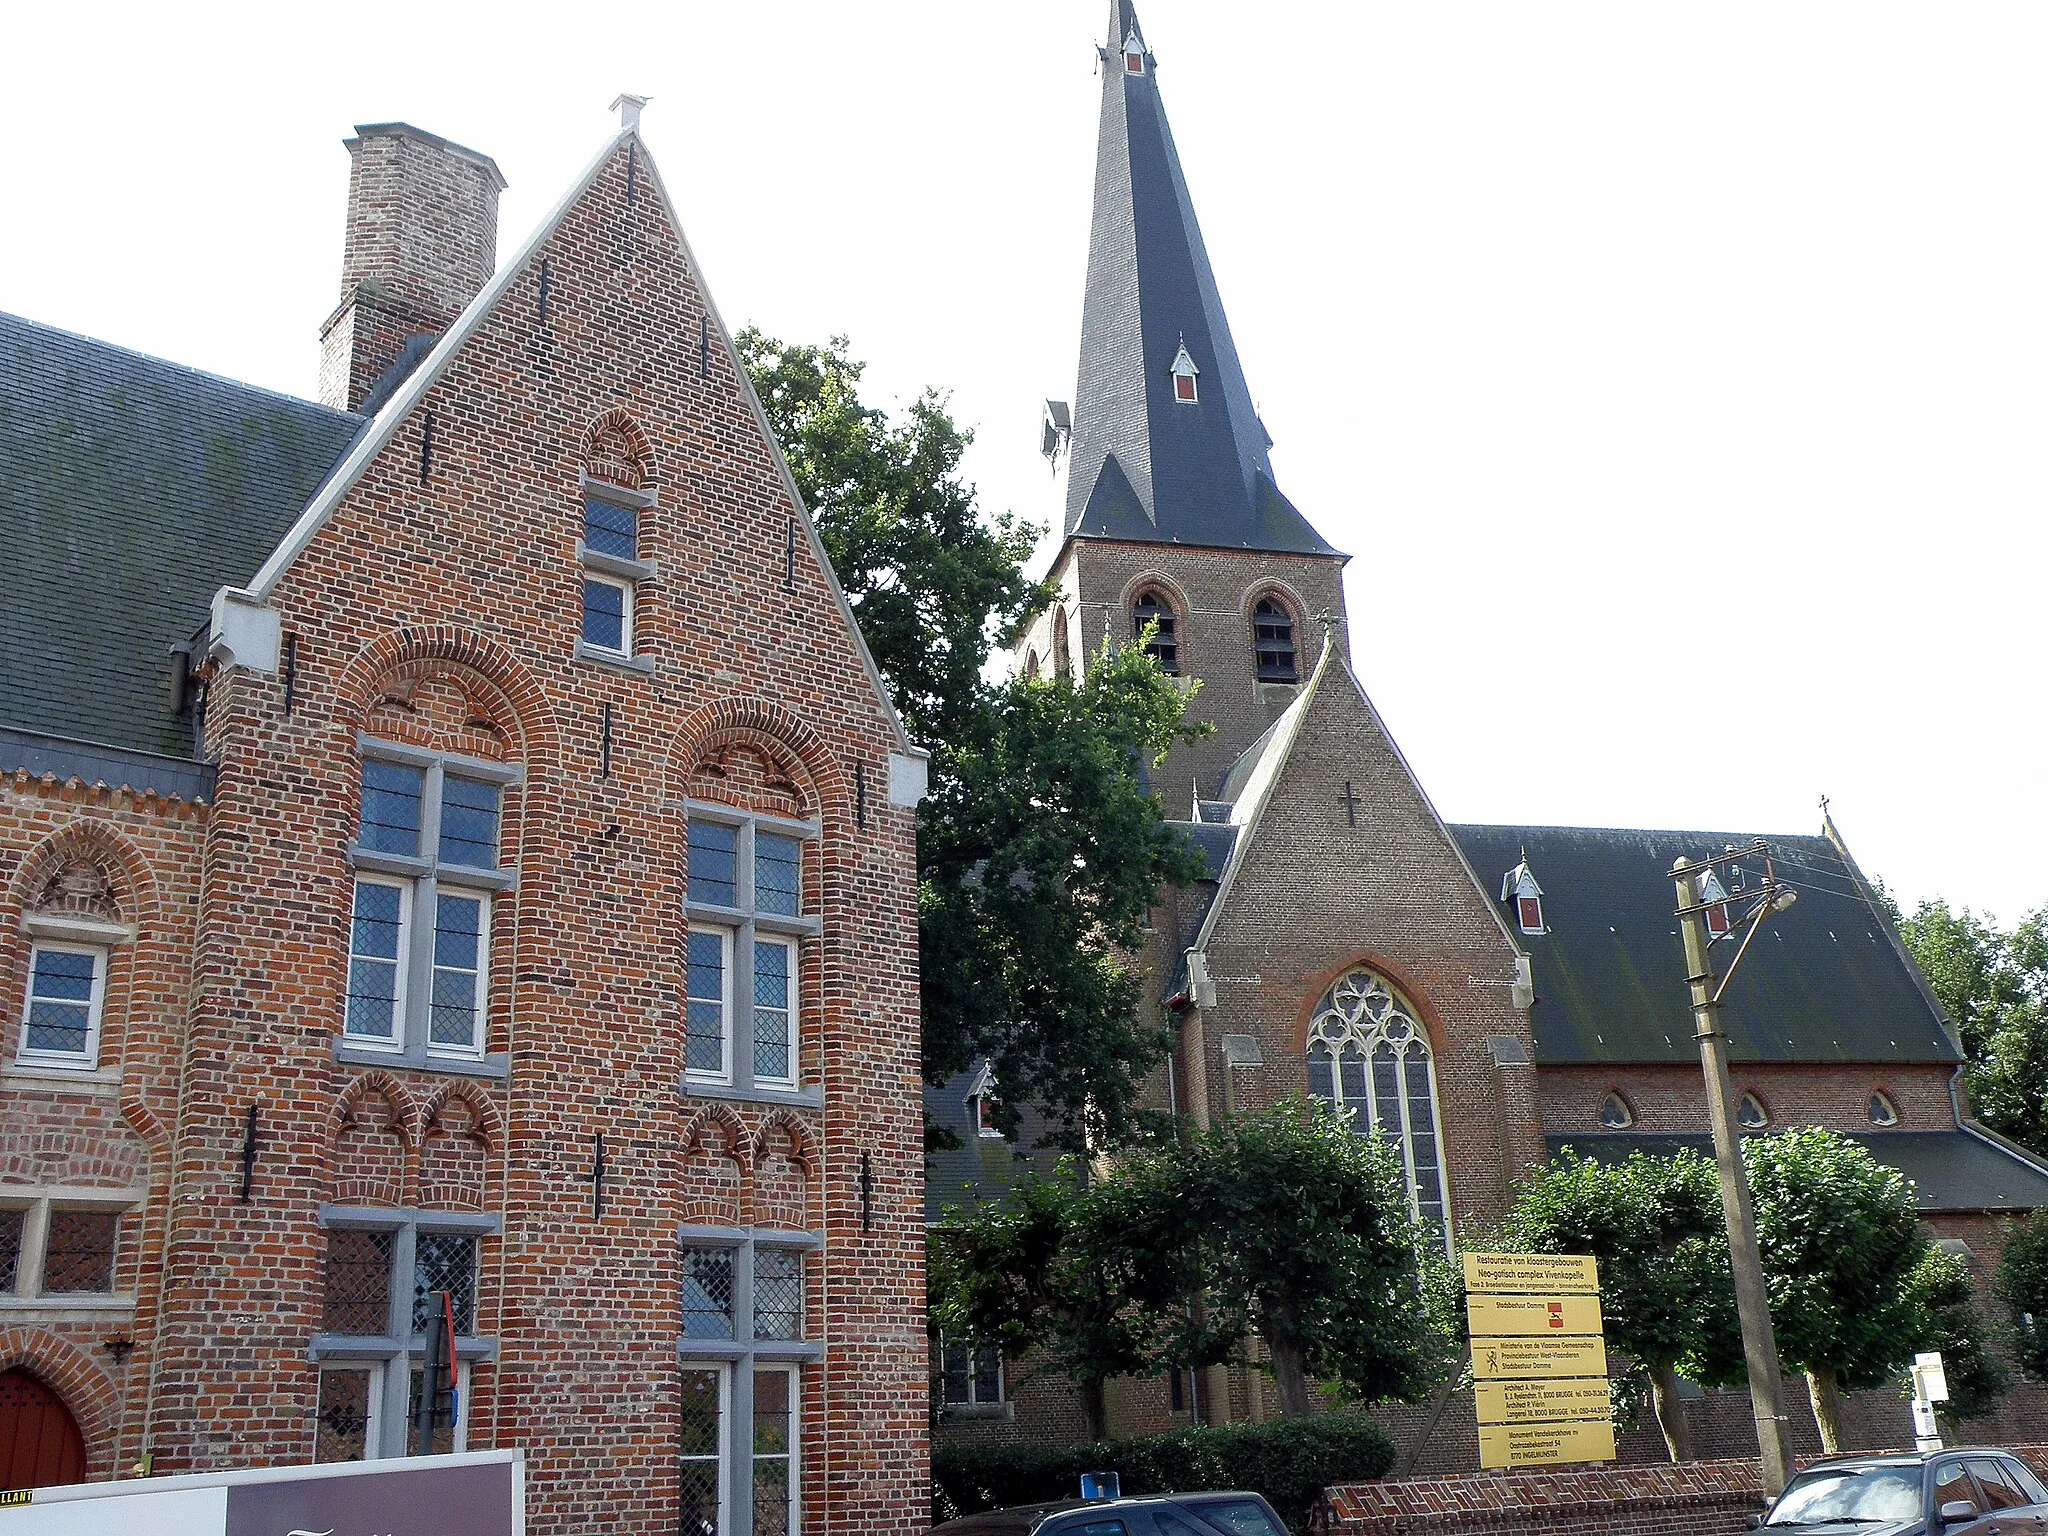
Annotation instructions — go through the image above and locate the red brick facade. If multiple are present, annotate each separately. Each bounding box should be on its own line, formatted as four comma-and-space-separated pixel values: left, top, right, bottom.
1, 124, 926, 1533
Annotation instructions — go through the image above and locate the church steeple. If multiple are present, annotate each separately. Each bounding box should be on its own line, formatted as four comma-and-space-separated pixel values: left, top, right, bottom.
1061, 1, 1339, 558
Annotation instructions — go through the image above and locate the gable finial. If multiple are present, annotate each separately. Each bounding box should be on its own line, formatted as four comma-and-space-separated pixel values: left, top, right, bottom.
610, 94, 650, 132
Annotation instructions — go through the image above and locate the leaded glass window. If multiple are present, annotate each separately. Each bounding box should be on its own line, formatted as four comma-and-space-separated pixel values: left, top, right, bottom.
0, 1209, 21, 1292
679, 1366, 725, 1534
584, 496, 639, 560
683, 1247, 736, 1339
753, 1366, 796, 1536
1305, 968, 1449, 1248
753, 1249, 803, 1341
688, 822, 740, 908
324, 1228, 394, 1335
414, 1233, 479, 1335
684, 807, 815, 1095
41, 1209, 117, 1293
19, 943, 105, 1065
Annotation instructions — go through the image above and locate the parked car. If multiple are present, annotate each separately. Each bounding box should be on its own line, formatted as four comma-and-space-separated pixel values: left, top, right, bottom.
1757, 1448, 2048, 1534
930, 1490, 1289, 1536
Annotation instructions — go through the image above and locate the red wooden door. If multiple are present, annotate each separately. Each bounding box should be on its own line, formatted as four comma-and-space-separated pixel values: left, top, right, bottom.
0, 1370, 85, 1490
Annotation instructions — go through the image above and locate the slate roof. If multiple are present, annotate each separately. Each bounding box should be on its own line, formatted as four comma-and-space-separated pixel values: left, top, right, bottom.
1449, 824, 1958, 1067
0, 311, 364, 757
924, 1070, 1064, 1224
1546, 1132, 2048, 1215
1061, 1, 1341, 559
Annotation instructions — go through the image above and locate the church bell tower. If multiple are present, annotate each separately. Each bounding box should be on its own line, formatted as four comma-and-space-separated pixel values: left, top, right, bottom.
1017, 0, 1351, 800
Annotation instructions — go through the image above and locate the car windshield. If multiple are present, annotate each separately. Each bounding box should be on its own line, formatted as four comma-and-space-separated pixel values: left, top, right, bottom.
1766, 1466, 1921, 1526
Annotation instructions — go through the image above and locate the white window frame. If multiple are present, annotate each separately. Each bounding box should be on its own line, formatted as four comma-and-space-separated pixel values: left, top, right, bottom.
315, 1361, 386, 1464
407, 1358, 473, 1455
1869, 1090, 1900, 1128
345, 740, 517, 1075
678, 1361, 731, 1536
683, 803, 822, 1102
428, 889, 491, 1057
939, 1336, 1005, 1410
346, 875, 412, 1053
753, 1362, 800, 1536
751, 935, 798, 1090
16, 941, 108, 1069
582, 573, 636, 659
687, 924, 736, 1088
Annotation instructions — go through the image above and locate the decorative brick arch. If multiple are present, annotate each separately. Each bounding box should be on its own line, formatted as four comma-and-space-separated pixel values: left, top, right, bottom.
330, 1074, 418, 1208
9, 820, 160, 930
419, 1086, 498, 1211
1286, 951, 1453, 1060
666, 699, 850, 824
680, 1105, 750, 1228
1240, 579, 1312, 628
750, 1114, 814, 1231
0, 1329, 119, 1480
583, 408, 656, 491
336, 628, 562, 776
1118, 569, 1190, 620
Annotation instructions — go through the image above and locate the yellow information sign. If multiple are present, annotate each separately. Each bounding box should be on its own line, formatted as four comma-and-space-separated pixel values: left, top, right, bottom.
1462, 1251, 1599, 1295
1463, 1292, 1603, 1338
1476, 1377, 1613, 1426
1479, 1418, 1618, 1470
1471, 1334, 1608, 1381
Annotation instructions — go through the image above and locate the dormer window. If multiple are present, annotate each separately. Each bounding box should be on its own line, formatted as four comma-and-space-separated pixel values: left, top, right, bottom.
1598, 1092, 1633, 1130
1170, 340, 1199, 404
1697, 869, 1732, 937
1737, 1092, 1769, 1130
1123, 26, 1146, 73
1868, 1091, 1899, 1127
1501, 859, 1544, 935
966, 1061, 1004, 1139
1132, 588, 1179, 675
1252, 597, 1296, 682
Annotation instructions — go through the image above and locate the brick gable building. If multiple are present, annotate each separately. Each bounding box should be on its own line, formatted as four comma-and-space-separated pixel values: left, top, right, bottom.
937, 0, 2048, 1465
0, 107, 928, 1532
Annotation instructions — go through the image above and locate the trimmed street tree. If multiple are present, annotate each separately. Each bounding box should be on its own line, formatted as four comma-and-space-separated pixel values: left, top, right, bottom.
1907, 1245, 2006, 1432
933, 1101, 1452, 1419
1996, 1206, 2048, 1383
1496, 1148, 1745, 1462
741, 332, 1204, 1149
1746, 1128, 1936, 1452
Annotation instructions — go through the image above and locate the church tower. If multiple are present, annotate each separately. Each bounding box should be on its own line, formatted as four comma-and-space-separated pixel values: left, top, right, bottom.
1017, 0, 1349, 798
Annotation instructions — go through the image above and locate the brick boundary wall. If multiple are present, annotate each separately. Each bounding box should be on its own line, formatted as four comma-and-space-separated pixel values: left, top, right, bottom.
1317, 1445, 2048, 1536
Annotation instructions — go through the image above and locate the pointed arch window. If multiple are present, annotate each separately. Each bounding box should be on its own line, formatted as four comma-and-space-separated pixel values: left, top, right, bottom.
1868, 1090, 1899, 1127
1598, 1092, 1634, 1130
1253, 597, 1297, 682
1305, 969, 1449, 1249
1132, 588, 1179, 675
1737, 1092, 1769, 1130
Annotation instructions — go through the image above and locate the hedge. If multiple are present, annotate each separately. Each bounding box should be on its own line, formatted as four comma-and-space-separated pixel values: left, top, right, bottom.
932, 1412, 1395, 1533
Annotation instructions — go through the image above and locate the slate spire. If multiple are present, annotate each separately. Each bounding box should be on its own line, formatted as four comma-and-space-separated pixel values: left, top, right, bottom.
1062, 1, 1339, 557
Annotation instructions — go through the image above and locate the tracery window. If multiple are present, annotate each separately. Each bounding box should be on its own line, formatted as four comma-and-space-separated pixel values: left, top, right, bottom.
1132, 588, 1179, 675
1304, 969, 1449, 1248
1253, 597, 1297, 682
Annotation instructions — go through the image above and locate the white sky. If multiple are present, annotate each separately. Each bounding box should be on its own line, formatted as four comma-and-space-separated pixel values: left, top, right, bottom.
6, 2, 2044, 923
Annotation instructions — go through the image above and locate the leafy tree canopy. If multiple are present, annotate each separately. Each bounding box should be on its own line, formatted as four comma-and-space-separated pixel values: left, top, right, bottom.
1495, 1147, 1744, 1460
1995, 1205, 2048, 1383
1908, 1245, 2006, 1429
740, 332, 1204, 1149
1887, 892, 2048, 1156
933, 1102, 1452, 1419
1746, 1128, 1937, 1451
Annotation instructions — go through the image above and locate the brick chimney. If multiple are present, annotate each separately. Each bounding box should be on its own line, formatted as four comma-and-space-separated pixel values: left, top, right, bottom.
317, 123, 507, 414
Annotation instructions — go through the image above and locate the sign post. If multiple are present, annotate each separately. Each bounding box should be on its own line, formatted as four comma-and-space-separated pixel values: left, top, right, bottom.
1911, 1350, 1948, 1452
1464, 1252, 1616, 1470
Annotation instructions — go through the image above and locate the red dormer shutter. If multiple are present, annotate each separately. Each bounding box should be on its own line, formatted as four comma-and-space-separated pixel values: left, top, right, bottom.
1517, 895, 1542, 932
1125, 51, 1144, 73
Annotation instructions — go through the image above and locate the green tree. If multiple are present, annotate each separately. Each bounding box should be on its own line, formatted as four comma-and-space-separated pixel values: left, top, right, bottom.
1892, 895, 2048, 1156
1907, 1246, 2006, 1431
934, 1102, 1452, 1419
1746, 1128, 1935, 1452
740, 333, 1204, 1148
1995, 1206, 2048, 1383
1496, 1148, 1744, 1462
737, 330, 1041, 745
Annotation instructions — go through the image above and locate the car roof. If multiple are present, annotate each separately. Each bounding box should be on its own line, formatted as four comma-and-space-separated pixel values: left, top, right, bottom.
931, 1491, 1272, 1534
1795, 1448, 2025, 1473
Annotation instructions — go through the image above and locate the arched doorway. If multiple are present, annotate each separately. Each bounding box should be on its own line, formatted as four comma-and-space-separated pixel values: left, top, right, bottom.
0, 1369, 86, 1490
